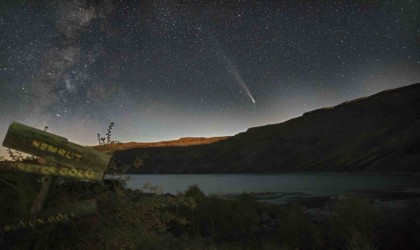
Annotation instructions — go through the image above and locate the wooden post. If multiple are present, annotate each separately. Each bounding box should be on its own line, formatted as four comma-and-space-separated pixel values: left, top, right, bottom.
30, 176, 54, 214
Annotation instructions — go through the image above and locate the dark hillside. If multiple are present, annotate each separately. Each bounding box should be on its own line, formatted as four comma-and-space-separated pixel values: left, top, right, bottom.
109, 83, 420, 173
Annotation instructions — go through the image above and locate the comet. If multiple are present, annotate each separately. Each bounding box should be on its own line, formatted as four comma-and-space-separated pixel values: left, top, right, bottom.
209, 34, 256, 104
221, 53, 256, 104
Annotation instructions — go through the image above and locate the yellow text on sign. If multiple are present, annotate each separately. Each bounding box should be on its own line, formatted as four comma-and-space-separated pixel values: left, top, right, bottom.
32, 140, 83, 161
2, 212, 77, 232
10, 162, 103, 180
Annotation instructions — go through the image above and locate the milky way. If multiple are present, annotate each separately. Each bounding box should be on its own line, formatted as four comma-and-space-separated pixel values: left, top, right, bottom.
0, 1, 419, 156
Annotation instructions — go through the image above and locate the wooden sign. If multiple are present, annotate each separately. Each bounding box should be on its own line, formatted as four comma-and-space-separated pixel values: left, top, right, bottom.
0, 199, 97, 234
2, 122, 112, 180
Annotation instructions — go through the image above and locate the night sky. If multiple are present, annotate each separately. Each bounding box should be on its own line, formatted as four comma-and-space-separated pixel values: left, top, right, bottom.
0, 0, 419, 156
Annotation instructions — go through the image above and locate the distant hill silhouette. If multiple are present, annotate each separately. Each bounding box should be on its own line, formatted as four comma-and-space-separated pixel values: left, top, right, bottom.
99, 83, 420, 173
96, 136, 229, 153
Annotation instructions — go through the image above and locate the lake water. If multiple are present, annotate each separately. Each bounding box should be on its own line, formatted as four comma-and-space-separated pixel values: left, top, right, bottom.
126, 174, 420, 201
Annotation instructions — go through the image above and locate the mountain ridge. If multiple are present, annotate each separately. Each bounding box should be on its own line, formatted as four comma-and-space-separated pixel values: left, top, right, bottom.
95, 136, 229, 153
105, 83, 420, 173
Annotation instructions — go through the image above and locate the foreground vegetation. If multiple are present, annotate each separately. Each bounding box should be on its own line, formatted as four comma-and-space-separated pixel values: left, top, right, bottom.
1, 171, 420, 249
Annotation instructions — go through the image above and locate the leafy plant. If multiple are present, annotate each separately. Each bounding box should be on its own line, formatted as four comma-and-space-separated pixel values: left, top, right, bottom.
97, 122, 119, 145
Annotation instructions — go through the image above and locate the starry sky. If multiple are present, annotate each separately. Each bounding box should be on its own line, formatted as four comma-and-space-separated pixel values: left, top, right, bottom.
0, 0, 419, 156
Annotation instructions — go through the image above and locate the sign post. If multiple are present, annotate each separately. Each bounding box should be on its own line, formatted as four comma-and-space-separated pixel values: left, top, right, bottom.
0, 122, 113, 246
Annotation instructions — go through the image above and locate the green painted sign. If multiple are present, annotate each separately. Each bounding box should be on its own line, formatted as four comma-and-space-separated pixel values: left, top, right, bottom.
2, 122, 112, 180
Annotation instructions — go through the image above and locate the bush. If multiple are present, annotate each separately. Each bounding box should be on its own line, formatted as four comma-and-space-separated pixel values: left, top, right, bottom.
376, 201, 420, 250
277, 202, 323, 249
184, 184, 206, 202
46, 181, 196, 249
327, 197, 381, 249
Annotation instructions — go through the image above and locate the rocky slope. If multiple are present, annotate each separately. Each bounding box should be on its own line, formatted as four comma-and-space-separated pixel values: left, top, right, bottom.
107, 83, 420, 173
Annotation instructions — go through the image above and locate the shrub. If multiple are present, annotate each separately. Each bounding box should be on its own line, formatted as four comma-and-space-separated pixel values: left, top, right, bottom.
327, 196, 381, 249
46, 181, 196, 249
277, 202, 323, 249
376, 201, 420, 250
